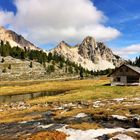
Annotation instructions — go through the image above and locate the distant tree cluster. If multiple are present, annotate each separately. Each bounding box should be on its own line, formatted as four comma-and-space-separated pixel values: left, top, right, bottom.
0, 40, 47, 64
128, 56, 140, 67
134, 56, 140, 67
0, 40, 114, 77
90, 68, 114, 76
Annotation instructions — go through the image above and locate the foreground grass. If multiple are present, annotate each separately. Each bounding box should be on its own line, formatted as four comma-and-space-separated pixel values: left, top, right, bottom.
0, 78, 140, 102
0, 79, 107, 96
67, 122, 102, 130
0, 78, 140, 123
28, 81, 140, 104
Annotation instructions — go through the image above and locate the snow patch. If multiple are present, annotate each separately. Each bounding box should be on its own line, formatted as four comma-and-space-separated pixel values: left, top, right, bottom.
113, 98, 124, 102
110, 134, 134, 140
74, 113, 88, 118
58, 127, 124, 140
112, 115, 127, 120
39, 124, 54, 129
57, 127, 140, 140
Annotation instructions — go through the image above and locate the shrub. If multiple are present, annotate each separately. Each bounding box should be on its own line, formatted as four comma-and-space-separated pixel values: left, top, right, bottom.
29, 61, 33, 68
47, 65, 55, 73
1, 58, 5, 63
2, 68, 6, 73
8, 64, 11, 69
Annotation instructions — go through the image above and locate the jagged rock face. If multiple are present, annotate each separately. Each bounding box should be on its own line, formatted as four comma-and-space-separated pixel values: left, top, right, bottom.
78, 36, 97, 62
96, 42, 122, 67
0, 26, 40, 50
78, 36, 123, 66
52, 36, 124, 71
53, 41, 78, 61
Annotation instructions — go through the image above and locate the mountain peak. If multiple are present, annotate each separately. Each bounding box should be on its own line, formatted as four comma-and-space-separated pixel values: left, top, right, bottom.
0, 26, 5, 30
59, 40, 68, 45
82, 36, 96, 44
0, 26, 40, 50
52, 36, 124, 71
81, 36, 97, 49
57, 40, 71, 49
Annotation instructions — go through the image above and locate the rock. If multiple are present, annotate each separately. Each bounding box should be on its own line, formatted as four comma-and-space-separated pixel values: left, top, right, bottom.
78, 36, 97, 62
51, 36, 124, 71
74, 113, 88, 118
0, 26, 40, 50
43, 111, 54, 117
111, 115, 128, 120
98, 134, 109, 140
111, 134, 135, 140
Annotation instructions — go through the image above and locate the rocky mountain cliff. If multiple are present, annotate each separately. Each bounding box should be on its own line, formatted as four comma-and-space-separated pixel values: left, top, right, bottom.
52, 36, 124, 71
0, 26, 124, 71
0, 26, 40, 50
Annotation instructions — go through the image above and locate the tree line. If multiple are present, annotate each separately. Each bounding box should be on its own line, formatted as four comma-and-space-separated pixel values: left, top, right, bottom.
0, 40, 114, 77
128, 56, 140, 67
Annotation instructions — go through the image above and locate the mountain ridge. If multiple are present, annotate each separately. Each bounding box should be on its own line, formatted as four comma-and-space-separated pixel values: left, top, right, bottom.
0, 26, 124, 71
0, 26, 40, 50
52, 36, 124, 71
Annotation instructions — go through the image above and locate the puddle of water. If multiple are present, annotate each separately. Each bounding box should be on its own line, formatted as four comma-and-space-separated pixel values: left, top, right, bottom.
0, 90, 65, 103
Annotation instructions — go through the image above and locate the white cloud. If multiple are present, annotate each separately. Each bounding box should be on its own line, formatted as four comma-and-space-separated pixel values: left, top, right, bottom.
114, 44, 140, 59
0, 11, 14, 26
0, 0, 121, 46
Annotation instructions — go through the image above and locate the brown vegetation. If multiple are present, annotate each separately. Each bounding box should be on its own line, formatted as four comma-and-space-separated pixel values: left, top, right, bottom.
24, 131, 67, 140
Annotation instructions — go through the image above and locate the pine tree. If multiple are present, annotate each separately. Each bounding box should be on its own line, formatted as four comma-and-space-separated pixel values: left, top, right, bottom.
47, 52, 52, 62
8, 64, 12, 69
20, 51, 25, 59
68, 66, 73, 74
79, 68, 84, 79
1, 58, 5, 63
47, 65, 55, 73
59, 61, 64, 69
29, 61, 33, 68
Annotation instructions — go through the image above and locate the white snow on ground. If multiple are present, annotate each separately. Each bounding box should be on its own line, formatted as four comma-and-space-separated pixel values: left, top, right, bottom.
133, 114, 140, 120
93, 101, 105, 108
111, 115, 127, 120
57, 126, 140, 140
113, 98, 124, 102
110, 134, 134, 140
74, 113, 88, 118
19, 121, 28, 124
39, 124, 54, 129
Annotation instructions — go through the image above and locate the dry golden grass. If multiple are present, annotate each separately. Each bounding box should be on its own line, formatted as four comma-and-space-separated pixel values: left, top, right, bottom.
67, 122, 102, 130
54, 107, 110, 120
23, 131, 67, 140
0, 79, 107, 95
54, 104, 140, 121
109, 131, 140, 140
28, 84, 140, 104
0, 78, 140, 123
0, 105, 49, 123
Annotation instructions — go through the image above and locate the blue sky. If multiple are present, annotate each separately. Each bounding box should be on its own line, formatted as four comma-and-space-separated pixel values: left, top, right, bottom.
0, 0, 140, 59
93, 0, 140, 57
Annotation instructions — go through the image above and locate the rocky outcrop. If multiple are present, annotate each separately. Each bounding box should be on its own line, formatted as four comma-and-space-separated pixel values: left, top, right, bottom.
0, 26, 124, 71
0, 26, 40, 50
78, 36, 97, 62
52, 36, 124, 71
78, 36, 123, 66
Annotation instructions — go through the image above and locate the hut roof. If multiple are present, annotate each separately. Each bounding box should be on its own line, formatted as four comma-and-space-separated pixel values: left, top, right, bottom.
109, 64, 140, 76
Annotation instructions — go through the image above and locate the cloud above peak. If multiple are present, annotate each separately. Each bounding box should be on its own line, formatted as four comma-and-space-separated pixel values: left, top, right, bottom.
113, 44, 140, 59
0, 0, 121, 46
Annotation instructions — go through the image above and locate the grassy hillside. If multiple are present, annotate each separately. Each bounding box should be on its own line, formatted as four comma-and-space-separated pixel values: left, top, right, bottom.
0, 78, 140, 124
0, 78, 139, 101
0, 77, 139, 140
0, 56, 81, 81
